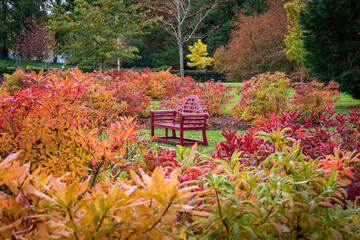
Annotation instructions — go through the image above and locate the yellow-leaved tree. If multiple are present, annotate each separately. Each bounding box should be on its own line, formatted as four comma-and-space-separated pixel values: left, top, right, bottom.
187, 39, 213, 69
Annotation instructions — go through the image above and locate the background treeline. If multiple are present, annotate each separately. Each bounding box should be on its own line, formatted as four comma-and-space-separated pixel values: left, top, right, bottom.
0, 0, 359, 98
0, 0, 268, 70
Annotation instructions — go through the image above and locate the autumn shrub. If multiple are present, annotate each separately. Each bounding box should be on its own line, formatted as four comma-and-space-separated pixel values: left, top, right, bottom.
132, 68, 176, 100
99, 69, 231, 116
2, 68, 27, 92
82, 83, 128, 131
103, 68, 175, 100
106, 80, 151, 117
231, 72, 290, 121
197, 132, 360, 239
1, 100, 360, 239
0, 68, 151, 183
289, 80, 340, 116
103, 69, 129, 83
214, 107, 360, 169
161, 78, 232, 116
201, 81, 233, 116
0, 153, 206, 239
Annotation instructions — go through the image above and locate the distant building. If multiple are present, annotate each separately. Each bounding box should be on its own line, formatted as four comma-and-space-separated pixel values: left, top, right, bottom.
8, 50, 66, 64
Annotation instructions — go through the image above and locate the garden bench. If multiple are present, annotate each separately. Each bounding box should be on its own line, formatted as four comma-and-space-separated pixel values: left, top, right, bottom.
150, 95, 209, 146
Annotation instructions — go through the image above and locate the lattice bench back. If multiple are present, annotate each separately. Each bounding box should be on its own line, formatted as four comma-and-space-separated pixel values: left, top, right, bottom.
176, 95, 206, 114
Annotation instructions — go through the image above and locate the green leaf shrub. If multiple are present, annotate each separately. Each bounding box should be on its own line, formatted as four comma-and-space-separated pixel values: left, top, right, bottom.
2, 68, 27, 93
231, 72, 290, 121
196, 132, 360, 239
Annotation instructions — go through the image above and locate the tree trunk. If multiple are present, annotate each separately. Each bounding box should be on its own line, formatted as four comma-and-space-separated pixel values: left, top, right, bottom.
176, 0, 185, 82
178, 40, 185, 82
299, 61, 303, 83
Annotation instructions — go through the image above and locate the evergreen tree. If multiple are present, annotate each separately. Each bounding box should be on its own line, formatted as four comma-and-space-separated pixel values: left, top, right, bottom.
300, 0, 360, 98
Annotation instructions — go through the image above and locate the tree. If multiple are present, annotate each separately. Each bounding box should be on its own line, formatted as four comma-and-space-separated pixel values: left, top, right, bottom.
49, 0, 151, 69
300, 0, 360, 99
213, 0, 291, 81
187, 39, 213, 69
146, 0, 227, 82
284, 0, 305, 82
193, 0, 268, 55
11, 16, 58, 65
124, 0, 268, 70
0, 0, 48, 59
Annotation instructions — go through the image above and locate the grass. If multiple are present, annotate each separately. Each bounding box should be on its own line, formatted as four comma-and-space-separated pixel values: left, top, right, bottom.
335, 92, 360, 107
0, 59, 75, 70
0, 59, 126, 71
141, 129, 229, 153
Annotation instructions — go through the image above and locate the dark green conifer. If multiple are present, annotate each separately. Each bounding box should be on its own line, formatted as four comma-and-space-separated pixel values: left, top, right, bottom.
300, 0, 360, 98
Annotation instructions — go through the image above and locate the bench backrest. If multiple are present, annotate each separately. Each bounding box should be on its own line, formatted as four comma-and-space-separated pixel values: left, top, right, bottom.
177, 95, 206, 114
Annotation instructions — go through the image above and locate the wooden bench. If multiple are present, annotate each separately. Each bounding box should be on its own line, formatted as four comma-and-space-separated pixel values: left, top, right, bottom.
150, 95, 209, 146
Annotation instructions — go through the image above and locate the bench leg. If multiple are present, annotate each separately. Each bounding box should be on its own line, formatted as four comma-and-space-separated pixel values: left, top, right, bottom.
165, 128, 168, 140
203, 128, 208, 145
151, 125, 154, 137
172, 129, 176, 138
180, 129, 184, 146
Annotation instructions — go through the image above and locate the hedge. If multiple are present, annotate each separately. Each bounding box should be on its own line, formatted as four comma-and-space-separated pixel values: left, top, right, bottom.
169, 70, 227, 82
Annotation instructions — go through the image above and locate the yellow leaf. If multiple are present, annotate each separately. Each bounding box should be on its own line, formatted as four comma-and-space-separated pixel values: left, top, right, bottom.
0, 152, 29, 186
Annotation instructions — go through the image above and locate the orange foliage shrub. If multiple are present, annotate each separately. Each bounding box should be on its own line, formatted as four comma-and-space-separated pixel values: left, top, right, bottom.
0, 153, 205, 239
0, 68, 150, 183
132, 68, 176, 100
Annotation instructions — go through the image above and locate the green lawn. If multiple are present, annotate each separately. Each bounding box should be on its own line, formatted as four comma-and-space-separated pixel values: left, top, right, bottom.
0, 59, 74, 70
141, 129, 227, 153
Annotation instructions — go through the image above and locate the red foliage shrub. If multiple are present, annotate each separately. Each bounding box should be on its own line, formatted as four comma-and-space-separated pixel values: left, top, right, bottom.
289, 80, 340, 116
132, 68, 176, 100
143, 146, 180, 172
90, 68, 231, 116
214, 107, 360, 168
106, 80, 151, 117
85, 69, 152, 117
